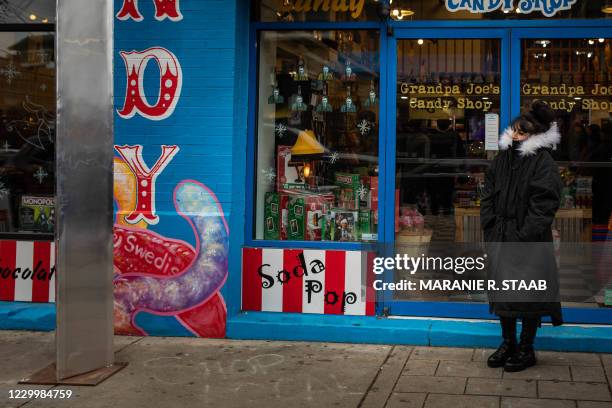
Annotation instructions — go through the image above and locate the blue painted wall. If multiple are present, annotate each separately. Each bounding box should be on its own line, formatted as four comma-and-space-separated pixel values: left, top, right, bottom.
113, 0, 248, 335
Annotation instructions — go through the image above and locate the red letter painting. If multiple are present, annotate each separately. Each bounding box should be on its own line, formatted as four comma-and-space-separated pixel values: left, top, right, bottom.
117, 47, 182, 121
116, 0, 183, 22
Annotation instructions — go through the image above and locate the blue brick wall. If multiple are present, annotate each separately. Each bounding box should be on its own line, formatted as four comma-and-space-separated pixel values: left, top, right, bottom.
113, 0, 249, 335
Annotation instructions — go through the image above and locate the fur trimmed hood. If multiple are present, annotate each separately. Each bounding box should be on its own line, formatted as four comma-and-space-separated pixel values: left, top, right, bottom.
499, 123, 561, 157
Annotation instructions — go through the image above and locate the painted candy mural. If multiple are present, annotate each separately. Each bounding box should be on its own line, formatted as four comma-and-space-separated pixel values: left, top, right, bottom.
113, 0, 229, 337
113, 160, 228, 337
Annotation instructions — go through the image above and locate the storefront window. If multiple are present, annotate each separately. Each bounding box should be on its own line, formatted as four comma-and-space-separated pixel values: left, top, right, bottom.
390, 0, 610, 20
394, 38, 502, 302
0, 0, 55, 24
254, 30, 380, 243
0, 31, 55, 235
256, 0, 381, 22
521, 37, 611, 307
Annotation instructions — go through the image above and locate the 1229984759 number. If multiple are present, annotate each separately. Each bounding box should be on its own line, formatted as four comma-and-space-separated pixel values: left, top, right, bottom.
9, 389, 73, 399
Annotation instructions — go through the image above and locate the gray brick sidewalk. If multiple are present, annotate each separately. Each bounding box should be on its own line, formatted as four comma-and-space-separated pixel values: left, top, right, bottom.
1, 331, 611, 408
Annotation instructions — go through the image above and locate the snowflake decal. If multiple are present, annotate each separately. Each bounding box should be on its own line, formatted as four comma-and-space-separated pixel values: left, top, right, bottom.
0, 179, 9, 199
357, 119, 371, 135
1, 140, 10, 152
34, 167, 48, 184
357, 184, 369, 200
275, 123, 287, 137
261, 168, 277, 184
0, 63, 21, 85
328, 151, 339, 164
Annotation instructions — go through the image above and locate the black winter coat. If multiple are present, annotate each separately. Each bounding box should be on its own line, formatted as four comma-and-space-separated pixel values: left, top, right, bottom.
480, 124, 563, 325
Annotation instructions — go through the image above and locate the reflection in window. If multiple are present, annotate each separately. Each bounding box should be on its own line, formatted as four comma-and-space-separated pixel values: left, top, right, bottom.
0, 32, 55, 234
255, 30, 380, 242
395, 38, 501, 237
520, 38, 611, 307
0, 1, 55, 24
394, 38, 501, 303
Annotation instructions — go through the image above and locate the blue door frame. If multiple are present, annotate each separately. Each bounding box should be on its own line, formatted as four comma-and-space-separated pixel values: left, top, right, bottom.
245, 17, 612, 324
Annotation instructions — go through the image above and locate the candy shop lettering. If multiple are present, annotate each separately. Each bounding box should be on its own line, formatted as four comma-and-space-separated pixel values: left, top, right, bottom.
280, 0, 365, 19
522, 84, 612, 113
445, 0, 577, 17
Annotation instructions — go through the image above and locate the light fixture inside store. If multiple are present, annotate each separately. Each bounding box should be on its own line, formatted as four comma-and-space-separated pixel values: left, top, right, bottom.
536, 40, 551, 48
588, 39, 595, 45
417, 39, 424, 45
599, 38, 606, 43
503, 9, 509, 13
29, 14, 37, 20
588, 52, 593, 58
392, 8, 414, 19
602, 1, 612, 14
401, 96, 408, 99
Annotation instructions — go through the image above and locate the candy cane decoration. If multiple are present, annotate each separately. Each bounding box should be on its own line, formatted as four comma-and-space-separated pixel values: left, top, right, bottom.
113, 181, 229, 335
117, 47, 182, 121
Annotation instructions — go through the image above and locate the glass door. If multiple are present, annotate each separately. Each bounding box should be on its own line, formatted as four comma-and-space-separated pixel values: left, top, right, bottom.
382, 29, 510, 318
510, 28, 612, 324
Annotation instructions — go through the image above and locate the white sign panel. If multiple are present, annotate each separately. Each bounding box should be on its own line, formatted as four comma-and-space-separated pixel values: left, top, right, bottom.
485, 113, 500, 151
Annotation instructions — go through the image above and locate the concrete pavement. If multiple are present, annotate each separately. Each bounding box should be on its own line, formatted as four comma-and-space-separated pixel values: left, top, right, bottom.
1, 330, 611, 408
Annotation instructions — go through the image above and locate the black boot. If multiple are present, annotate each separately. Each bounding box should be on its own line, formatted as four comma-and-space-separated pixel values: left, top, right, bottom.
487, 317, 517, 368
504, 317, 538, 372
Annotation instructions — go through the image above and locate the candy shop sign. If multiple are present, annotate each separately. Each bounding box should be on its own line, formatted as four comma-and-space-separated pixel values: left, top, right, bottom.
280, 0, 365, 19
400, 82, 499, 112
446, 0, 577, 17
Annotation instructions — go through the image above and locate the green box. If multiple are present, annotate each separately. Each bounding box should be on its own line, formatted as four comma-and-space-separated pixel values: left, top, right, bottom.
605, 289, 612, 307
335, 172, 369, 210
287, 196, 305, 240
335, 172, 361, 189
264, 192, 280, 240
358, 209, 372, 240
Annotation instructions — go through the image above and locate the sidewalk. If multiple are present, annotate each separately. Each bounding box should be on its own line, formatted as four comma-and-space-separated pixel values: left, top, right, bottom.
1, 331, 611, 408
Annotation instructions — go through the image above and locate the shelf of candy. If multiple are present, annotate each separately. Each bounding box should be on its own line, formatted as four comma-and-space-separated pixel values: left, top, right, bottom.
453, 174, 484, 208
560, 167, 593, 209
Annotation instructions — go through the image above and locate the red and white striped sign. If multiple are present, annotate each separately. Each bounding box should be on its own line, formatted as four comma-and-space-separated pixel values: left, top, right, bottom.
242, 248, 375, 316
0, 240, 55, 303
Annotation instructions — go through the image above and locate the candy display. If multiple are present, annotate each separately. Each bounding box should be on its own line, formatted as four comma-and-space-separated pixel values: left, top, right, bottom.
257, 30, 380, 243
264, 192, 280, 240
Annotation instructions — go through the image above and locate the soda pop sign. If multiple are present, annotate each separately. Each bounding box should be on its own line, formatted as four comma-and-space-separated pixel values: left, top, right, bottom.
446, 0, 577, 17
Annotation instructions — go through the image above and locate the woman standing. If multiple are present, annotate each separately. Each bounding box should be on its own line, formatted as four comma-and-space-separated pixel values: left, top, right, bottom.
481, 101, 563, 372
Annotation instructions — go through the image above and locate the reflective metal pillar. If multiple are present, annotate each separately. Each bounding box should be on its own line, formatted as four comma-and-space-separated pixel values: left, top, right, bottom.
55, 0, 114, 380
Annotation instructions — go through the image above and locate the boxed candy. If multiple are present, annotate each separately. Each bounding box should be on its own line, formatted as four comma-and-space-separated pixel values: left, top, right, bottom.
264, 192, 280, 240
277, 145, 306, 192
335, 172, 369, 210
323, 209, 358, 242
282, 191, 334, 241
358, 209, 377, 241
